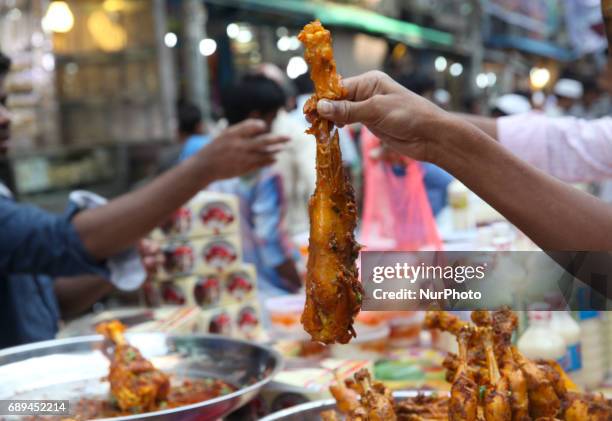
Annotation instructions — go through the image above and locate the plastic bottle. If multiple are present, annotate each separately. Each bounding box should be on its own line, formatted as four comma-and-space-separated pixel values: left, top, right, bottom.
574, 311, 605, 389
549, 311, 582, 375
447, 180, 475, 231
517, 310, 566, 362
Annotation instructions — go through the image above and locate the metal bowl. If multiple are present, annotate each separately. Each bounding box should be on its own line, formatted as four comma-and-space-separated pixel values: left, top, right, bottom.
261, 391, 422, 421
0, 333, 283, 420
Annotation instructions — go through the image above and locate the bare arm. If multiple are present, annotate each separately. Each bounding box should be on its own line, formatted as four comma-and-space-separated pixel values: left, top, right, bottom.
317, 71, 612, 250
73, 120, 286, 260
54, 275, 114, 319
431, 116, 612, 250
454, 113, 498, 140
73, 153, 214, 260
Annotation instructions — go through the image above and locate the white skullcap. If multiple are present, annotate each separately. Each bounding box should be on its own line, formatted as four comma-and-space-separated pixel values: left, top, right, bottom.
493, 94, 532, 115
553, 78, 583, 99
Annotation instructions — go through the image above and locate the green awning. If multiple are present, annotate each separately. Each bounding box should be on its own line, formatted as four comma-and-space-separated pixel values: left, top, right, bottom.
205, 0, 454, 47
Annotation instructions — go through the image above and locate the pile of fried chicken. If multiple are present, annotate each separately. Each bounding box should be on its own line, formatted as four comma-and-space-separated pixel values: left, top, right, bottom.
322, 309, 612, 420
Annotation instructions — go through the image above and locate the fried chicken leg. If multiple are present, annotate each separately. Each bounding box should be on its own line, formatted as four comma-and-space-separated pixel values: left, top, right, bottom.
563, 392, 612, 421
354, 369, 397, 421
324, 369, 396, 421
425, 311, 468, 336
512, 347, 561, 419
299, 21, 362, 344
395, 394, 450, 421
449, 326, 479, 421
427, 311, 488, 385
490, 310, 531, 421
480, 325, 511, 421
330, 373, 362, 415
97, 320, 170, 413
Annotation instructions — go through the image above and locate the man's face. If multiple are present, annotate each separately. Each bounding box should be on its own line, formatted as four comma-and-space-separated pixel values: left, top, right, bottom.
0, 75, 10, 156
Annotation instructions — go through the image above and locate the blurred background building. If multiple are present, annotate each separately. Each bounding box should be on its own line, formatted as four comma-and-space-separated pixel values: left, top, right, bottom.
0, 0, 608, 210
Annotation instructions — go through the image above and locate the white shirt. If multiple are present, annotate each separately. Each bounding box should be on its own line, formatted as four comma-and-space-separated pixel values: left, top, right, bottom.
498, 113, 612, 183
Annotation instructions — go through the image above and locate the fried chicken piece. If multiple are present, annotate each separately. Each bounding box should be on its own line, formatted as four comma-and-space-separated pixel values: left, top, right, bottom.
425, 311, 485, 358
534, 361, 567, 400
321, 409, 342, 421
479, 325, 511, 421
449, 326, 479, 421
327, 369, 395, 421
395, 395, 449, 420
427, 311, 488, 385
512, 347, 561, 420
483, 309, 530, 421
298, 21, 362, 344
443, 352, 489, 385
354, 369, 397, 421
562, 392, 612, 421
96, 320, 170, 413
425, 311, 468, 336
330, 373, 362, 415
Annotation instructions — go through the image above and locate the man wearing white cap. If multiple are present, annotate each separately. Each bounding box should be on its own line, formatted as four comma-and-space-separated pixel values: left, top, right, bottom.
548, 78, 584, 117
491, 94, 532, 117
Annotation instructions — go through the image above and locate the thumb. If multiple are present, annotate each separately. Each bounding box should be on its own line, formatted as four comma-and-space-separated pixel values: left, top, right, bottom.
317, 99, 371, 126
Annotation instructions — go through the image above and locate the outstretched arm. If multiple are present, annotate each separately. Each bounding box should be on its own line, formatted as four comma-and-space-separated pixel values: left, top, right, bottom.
74, 120, 286, 260
455, 113, 498, 140
316, 71, 612, 250
431, 115, 612, 250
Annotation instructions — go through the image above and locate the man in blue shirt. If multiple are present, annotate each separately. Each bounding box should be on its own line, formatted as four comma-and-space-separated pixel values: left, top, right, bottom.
0, 52, 287, 347
179, 76, 302, 297
177, 101, 210, 162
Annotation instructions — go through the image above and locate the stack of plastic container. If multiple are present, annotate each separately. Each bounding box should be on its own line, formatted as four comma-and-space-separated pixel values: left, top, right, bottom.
149, 191, 264, 340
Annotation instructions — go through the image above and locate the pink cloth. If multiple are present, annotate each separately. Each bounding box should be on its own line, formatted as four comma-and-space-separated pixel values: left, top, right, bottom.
497, 113, 612, 182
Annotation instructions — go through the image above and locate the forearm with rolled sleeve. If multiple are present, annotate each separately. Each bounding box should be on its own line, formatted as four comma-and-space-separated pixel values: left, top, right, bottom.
497, 114, 612, 182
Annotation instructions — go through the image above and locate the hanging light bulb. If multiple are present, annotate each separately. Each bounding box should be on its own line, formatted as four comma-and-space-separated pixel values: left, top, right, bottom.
286, 56, 308, 79
449, 62, 463, 77
434, 56, 447, 72
164, 32, 178, 48
199, 38, 217, 56
476, 73, 488, 89
42, 1, 74, 33
529, 67, 551, 90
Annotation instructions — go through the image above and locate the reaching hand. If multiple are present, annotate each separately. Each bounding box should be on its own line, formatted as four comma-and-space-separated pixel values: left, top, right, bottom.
197, 119, 288, 182
316, 71, 449, 162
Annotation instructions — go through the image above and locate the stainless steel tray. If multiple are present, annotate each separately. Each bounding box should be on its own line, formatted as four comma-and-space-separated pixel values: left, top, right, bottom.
260, 391, 423, 421
0, 333, 283, 420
